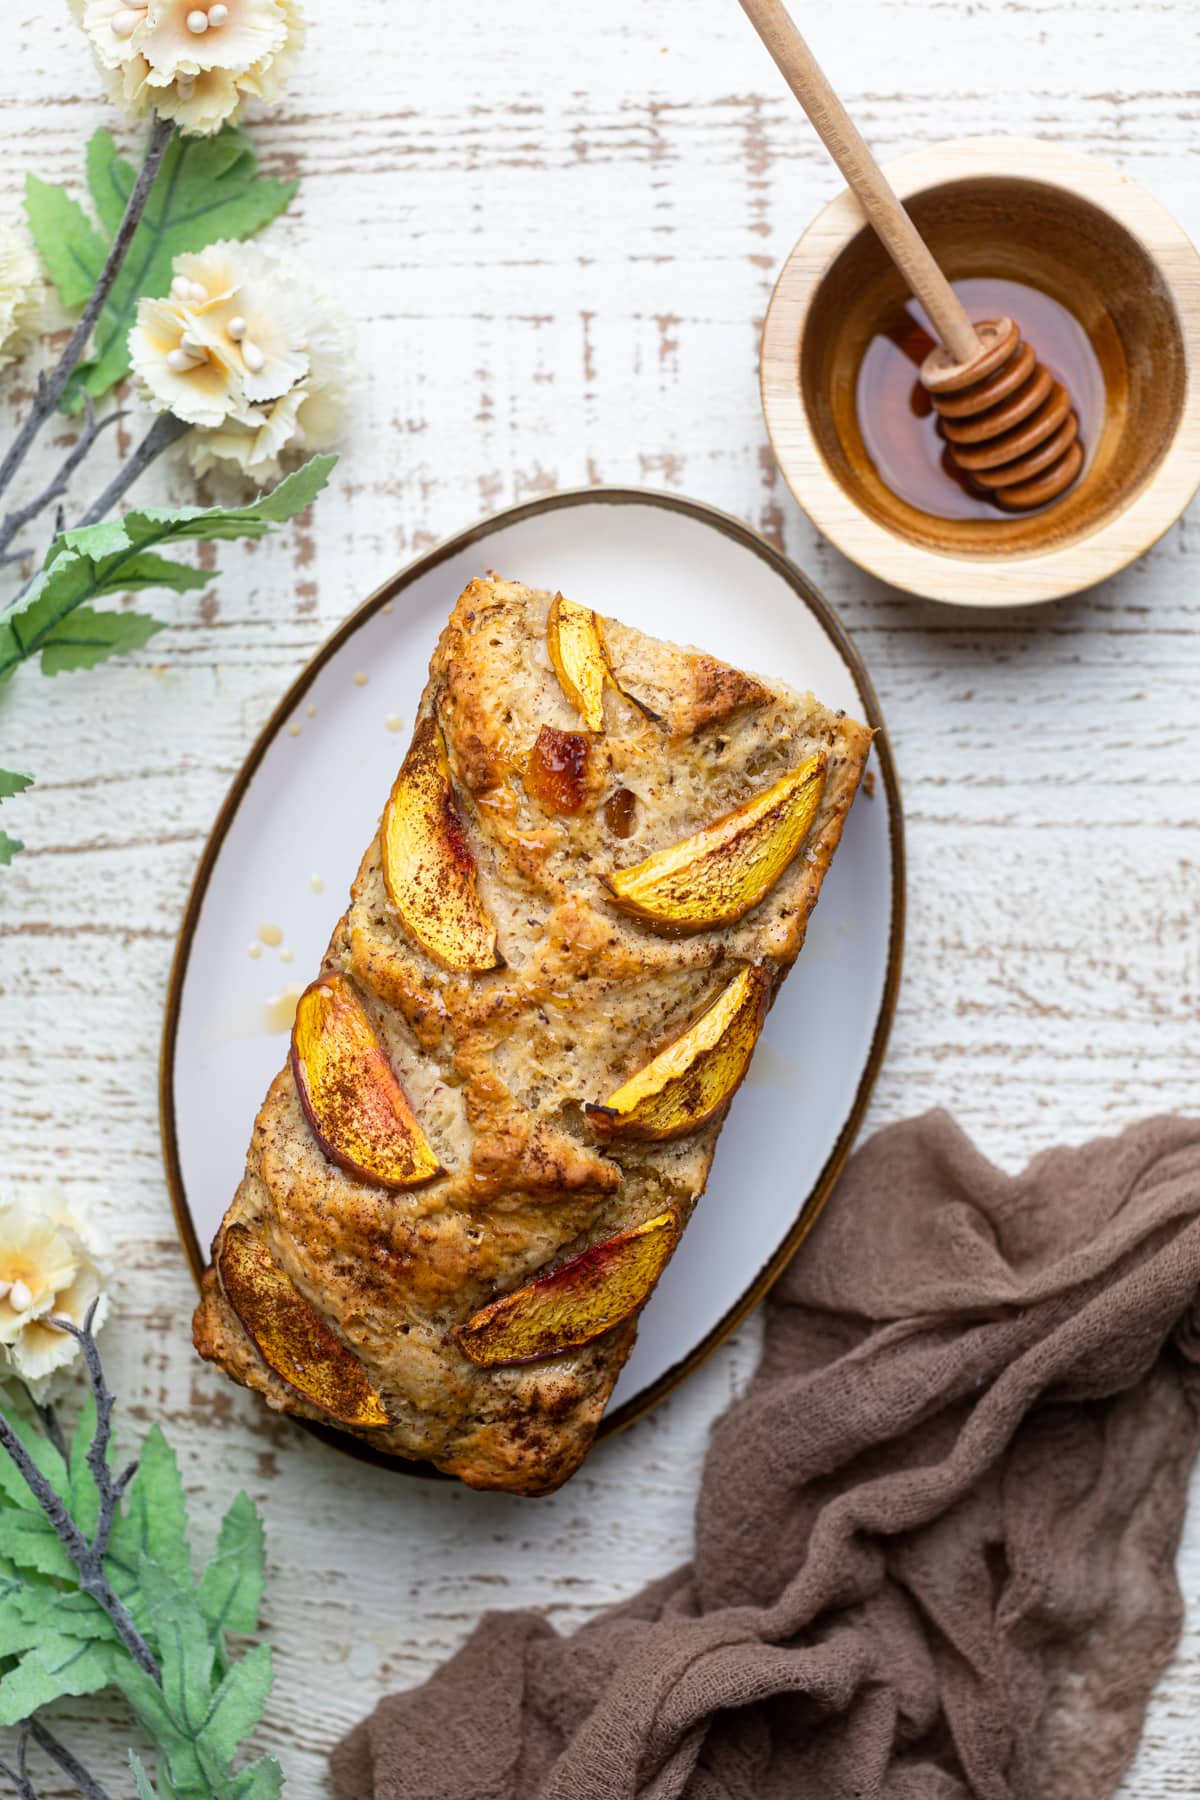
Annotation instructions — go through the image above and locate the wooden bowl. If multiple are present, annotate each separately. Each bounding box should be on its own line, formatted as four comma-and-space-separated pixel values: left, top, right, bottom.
761, 137, 1200, 607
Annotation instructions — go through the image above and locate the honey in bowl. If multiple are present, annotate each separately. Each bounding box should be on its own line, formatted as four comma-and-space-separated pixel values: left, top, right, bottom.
855, 277, 1107, 521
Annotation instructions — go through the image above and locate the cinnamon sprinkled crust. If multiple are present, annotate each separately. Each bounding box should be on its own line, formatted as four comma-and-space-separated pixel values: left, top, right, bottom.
192, 577, 872, 1494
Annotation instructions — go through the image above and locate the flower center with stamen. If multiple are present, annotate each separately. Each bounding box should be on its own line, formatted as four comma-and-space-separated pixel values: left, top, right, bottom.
186, 2, 229, 31
166, 330, 209, 373
171, 276, 209, 305
226, 315, 266, 373
111, 4, 148, 37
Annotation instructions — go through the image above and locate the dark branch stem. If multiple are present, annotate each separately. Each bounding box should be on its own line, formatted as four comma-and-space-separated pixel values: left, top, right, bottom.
0, 1726, 37, 1800
3, 409, 190, 617
0, 399, 121, 559
0, 1409, 92, 1560
28, 1722, 114, 1800
0, 114, 173, 507
0, 1757, 34, 1800
0, 1303, 161, 1683
0, 1402, 153, 1673
74, 411, 190, 529
68, 1310, 118, 1561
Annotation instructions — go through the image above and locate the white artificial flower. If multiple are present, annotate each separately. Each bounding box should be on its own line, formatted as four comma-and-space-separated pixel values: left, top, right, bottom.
174, 241, 309, 402
156, 66, 246, 137
241, 0, 304, 104
186, 379, 307, 483
139, 0, 287, 77
70, 0, 162, 117
0, 1187, 111, 1393
72, 0, 305, 137
132, 238, 351, 483
0, 223, 45, 374
130, 292, 252, 427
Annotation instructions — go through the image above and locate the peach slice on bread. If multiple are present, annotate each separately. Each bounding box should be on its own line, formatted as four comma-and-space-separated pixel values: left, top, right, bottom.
602, 752, 827, 930
586, 964, 770, 1141
454, 1207, 682, 1367
218, 1225, 389, 1427
291, 972, 441, 1188
381, 715, 501, 971
547, 592, 610, 731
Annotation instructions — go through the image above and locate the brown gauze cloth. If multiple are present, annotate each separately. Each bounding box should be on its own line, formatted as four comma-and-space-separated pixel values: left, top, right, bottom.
332, 1111, 1200, 1799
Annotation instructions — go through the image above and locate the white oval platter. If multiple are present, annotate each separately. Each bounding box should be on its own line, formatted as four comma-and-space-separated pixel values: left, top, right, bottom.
162, 487, 904, 1467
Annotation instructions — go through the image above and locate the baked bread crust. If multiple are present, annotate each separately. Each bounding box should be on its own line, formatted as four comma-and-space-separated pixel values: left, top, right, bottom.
192, 577, 872, 1493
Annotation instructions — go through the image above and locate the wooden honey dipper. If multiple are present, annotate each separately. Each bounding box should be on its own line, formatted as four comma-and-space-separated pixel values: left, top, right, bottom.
739, 0, 1084, 509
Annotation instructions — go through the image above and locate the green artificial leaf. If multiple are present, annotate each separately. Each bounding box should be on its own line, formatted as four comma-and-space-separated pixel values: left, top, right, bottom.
0, 774, 31, 863
112, 1426, 192, 1590
131, 1752, 183, 1800
0, 456, 333, 683
24, 1589, 118, 1642
24, 174, 108, 309
0, 1561, 67, 1647
0, 1511, 76, 1582
197, 1643, 273, 1772
139, 1555, 216, 1740
0, 1335, 279, 1786
0, 1629, 116, 1726
61, 451, 337, 556
27, 124, 297, 410
40, 605, 167, 676
200, 1492, 266, 1639
103, 552, 214, 595
0, 1550, 50, 1585
115, 1660, 192, 1767
131, 1752, 161, 1800
116, 1644, 212, 1800
120, 1570, 276, 1798
0, 553, 93, 671
0, 1404, 69, 1508
2, 1588, 117, 1653
0, 1589, 84, 1711
0, 1591, 26, 1646
217, 454, 335, 526
2, 550, 190, 678
68, 1392, 104, 1538
231, 1757, 284, 1800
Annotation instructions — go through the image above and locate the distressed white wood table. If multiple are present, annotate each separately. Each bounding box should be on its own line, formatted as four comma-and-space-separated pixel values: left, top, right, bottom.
2, 1, 1197, 1791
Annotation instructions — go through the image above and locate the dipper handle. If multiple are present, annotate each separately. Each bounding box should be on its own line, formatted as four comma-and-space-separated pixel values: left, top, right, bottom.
738, 0, 981, 367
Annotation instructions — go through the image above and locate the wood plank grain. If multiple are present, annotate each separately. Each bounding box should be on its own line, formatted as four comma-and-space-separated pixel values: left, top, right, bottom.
1, 1, 1197, 1791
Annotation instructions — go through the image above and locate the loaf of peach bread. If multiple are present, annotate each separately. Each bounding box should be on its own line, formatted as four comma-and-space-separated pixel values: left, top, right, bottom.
192, 576, 872, 1493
